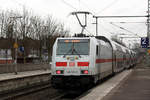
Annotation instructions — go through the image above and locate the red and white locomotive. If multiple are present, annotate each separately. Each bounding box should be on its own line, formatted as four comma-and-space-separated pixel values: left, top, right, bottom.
51, 36, 136, 89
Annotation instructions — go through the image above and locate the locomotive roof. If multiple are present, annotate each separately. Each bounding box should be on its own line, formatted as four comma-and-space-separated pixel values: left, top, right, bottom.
95, 36, 128, 52
57, 37, 90, 40
56, 36, 132, 53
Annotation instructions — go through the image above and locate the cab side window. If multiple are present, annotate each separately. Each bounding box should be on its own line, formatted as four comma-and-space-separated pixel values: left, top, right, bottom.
96, 45, 98, 55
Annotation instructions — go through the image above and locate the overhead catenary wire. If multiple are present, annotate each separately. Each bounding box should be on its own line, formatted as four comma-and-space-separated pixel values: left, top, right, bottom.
100, 24, 114, 35
109, 22, 142, 37
110, 22, 139, 36
61, 0, 78, 11
100, 19, 147, 37
109, 21, 147, 23
74, 0, 119, 16
79, 0, 96, 15
61, 0, 145, 38
96, 0, 119, 15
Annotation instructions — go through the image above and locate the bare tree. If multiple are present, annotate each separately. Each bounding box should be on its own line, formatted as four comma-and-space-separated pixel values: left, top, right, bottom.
0, 9, 70, 63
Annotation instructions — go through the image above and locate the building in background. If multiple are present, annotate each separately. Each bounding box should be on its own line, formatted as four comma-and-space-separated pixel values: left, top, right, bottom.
0, 49, 13, 64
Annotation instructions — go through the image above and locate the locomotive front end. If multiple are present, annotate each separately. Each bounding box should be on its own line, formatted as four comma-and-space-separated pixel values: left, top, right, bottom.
51, 38, 92, 89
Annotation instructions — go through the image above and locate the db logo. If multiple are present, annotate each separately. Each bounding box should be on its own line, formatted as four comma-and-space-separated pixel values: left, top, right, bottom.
69, 62, 75, 66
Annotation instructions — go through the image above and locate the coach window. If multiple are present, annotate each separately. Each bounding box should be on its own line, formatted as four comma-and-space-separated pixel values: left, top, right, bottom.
96, 45, 98, 55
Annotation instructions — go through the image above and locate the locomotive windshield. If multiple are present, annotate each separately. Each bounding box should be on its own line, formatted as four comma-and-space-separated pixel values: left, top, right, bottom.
57, 39, 89, 55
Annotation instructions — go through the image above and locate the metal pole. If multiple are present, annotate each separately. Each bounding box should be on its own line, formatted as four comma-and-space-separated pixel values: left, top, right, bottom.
15, 32, 18, 74
23, 6, 26, 64
93, 15, 147, 18
96, 17, 98, 36
92, 16, 98, 36
40, 25, 48, 63
10, 16, 22, 75
148, 0, 150, 46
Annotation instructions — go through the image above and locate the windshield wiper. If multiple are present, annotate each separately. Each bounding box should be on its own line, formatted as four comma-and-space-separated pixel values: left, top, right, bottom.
73, 48, 81, 58
63, 43, 81, 58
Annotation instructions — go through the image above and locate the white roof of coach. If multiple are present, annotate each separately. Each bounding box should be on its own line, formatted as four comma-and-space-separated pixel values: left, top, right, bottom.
121, 46, 127, 53
110, 40, 128, 53
124, 47, 130, 54
94, 36, 123, 51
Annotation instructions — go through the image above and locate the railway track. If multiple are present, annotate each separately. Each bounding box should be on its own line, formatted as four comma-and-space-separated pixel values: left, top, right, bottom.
51, 89, 93, 100
51, 93, 68, 100
0, 79, 83, 100
0, 81, 52, 100
0, 80, 78, 100
50, 72, 117, 100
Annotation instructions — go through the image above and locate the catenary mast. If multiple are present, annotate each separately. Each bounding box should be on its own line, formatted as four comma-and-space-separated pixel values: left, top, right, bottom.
148, 0, 150, 46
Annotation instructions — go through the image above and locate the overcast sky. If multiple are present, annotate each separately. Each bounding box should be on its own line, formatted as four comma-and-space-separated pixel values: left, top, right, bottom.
0, 0, 148, 46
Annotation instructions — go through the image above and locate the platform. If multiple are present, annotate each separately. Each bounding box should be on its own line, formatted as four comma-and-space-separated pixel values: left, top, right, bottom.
0, 70, 51, 93
0, 63, 50, 74
0, 70, 51, 82
102, 68, 150, 100
80, 70, 132, 100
